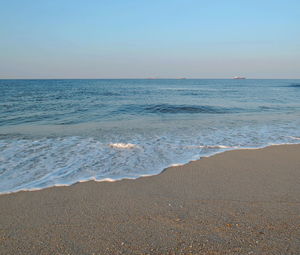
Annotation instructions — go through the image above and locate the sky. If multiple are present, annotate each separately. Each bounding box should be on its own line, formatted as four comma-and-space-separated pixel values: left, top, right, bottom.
0, 0, 300, 79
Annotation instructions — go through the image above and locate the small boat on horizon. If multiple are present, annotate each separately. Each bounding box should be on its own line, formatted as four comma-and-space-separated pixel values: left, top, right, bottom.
233, 76, 246, 79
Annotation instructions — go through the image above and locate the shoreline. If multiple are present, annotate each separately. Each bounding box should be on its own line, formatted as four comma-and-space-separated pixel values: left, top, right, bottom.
1, 143, 300, 254
1, 142, 300, 196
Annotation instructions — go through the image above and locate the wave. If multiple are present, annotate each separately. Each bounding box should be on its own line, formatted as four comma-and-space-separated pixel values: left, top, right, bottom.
117, 104, 296, 115
118, 104, 240, 114
186, 145, 238, 149
289, 83, 300, 88
100, 92, 121, 96
144, 104, 231, 114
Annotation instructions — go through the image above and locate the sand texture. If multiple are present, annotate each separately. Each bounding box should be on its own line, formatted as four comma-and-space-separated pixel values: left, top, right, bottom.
1, 144, 300, 254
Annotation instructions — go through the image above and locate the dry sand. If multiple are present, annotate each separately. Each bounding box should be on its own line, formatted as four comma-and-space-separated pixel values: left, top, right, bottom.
1, 144, 300, 254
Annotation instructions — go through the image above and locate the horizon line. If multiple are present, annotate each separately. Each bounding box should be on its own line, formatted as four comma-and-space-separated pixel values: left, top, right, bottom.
1, 77, 300, 80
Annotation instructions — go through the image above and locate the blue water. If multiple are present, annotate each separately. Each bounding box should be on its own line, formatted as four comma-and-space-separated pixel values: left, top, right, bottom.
1, 79, 300, 193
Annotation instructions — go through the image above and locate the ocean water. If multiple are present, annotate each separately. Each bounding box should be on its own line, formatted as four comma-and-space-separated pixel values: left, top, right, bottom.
1, 79, 300, 194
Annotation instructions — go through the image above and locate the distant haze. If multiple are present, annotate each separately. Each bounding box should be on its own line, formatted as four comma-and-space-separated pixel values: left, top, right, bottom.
1, 0, 300, 79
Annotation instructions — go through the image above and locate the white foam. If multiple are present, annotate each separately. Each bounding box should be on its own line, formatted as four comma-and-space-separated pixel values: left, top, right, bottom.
288, 136, 300, 140
170, 163, 184, 167
80, 177, 116, 183
1, 120, 300, 194
109, 143, 138, 149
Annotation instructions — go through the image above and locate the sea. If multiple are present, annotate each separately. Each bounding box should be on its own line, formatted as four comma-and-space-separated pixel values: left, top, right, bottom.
1, 79, 300, 194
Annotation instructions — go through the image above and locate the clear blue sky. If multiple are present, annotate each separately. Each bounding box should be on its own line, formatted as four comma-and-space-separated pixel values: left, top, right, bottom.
0, 0, 299, 78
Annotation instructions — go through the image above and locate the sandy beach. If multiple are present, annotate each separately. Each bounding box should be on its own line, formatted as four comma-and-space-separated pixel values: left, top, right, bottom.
0, 144, 300, 254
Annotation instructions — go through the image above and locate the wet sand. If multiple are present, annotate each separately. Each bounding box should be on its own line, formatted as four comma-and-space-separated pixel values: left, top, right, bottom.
1, 144, 300, 254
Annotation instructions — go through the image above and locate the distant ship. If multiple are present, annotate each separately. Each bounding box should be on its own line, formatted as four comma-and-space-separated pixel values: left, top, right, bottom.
233, 76, 246, 79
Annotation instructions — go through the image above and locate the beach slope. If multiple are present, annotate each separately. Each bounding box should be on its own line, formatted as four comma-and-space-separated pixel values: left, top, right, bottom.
1, 144, 300, 254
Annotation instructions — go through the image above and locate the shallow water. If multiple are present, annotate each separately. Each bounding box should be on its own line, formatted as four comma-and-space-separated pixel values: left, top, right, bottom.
1, 79, 300, 193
